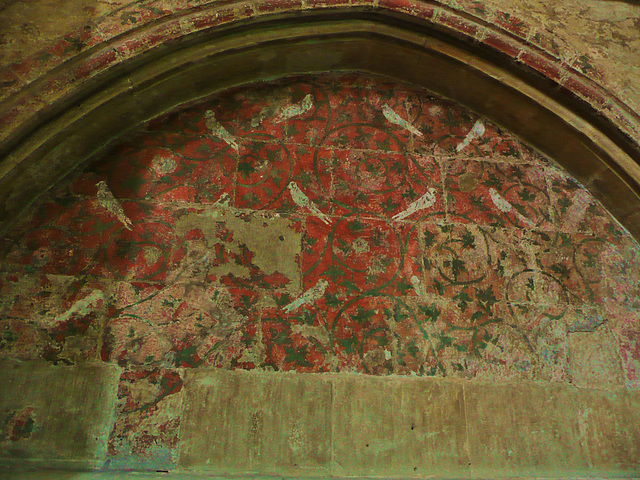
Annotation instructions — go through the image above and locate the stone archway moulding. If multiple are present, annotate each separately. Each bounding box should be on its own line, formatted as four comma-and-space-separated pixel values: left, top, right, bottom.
1, 1, 639, 238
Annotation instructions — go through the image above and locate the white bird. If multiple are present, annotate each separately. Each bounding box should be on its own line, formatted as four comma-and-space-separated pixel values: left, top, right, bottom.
288, 181, 331, 225
96, 181, 133, 230
275, 94, 314, 123
213, 192, 231, 207
283, 279, 329, 313
251, 105, 277, 127
55, 290, 104, 324
392, 188, 437, 221
456, 120, 485, 152
489, 187, 535, 227
382, 104, 423, 137
410, 275, 424, 296
204, 111, 239, 152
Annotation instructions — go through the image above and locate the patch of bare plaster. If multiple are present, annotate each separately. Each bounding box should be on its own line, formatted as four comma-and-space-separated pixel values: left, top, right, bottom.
564, 189, 593, 231
470, 323, 564, 381
206, 285, 237, 320
175, 208, 302, 293
568, 328, 624, 389
458, 172, 478, 192
566, 307, 606, 333
211, 285, 265, 365
0, 0, 98, 68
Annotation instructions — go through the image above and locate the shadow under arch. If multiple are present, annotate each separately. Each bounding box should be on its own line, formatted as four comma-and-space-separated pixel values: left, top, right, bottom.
1, 9, 639, 238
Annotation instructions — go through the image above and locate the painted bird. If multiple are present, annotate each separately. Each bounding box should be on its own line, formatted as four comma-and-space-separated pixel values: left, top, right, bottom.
382, 104, 423, 137
288, 181, 331, 224
284, 279, 329, 313
392, 188, 437, 221
456, 120, 485, 152
204, 110, 239, 152
275, 94, 314, 123
489, 187, 534, 227
213, 192, 231, 207
96, 181, 133, 230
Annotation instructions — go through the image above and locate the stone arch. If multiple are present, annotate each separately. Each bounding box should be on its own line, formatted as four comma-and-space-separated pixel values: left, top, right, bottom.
0, 4, 639, 237
1, 2, 640, 477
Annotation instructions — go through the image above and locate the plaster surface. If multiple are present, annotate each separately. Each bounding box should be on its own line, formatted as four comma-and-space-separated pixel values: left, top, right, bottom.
0, 72, 639, 477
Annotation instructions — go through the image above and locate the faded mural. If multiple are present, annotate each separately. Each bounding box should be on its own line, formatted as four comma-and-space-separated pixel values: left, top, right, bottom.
1, 73, 639, 466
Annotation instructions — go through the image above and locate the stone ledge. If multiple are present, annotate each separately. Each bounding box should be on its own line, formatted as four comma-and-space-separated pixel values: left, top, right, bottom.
0, 360, 121, 470
179, 370, 640, 478
1, 367, 639, 478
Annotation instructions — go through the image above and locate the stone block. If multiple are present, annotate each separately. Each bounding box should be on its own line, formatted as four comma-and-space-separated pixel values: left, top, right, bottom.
179, 370, 331, 476
331, 375, 469, 477
464, 381, 589, 477
0, 360, 120, 469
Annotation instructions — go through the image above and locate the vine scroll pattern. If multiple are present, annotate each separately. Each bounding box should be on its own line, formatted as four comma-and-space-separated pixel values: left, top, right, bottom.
1, 73, 639, 464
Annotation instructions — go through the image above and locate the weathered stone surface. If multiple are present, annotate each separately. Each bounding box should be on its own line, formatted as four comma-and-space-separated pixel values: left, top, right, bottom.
464, 382, 589, 476
568, 329, 624, 388
332, 375, 469, 477
179, 370, 331, 475
0, 360, 120, 469
1, 0, 639, 114
177, 372, 640, 477
1, 366, 640, 477
106, 367, 184, 471
0, 473, 634, 480
573, 388, 640, 473
465, 382, 640, 477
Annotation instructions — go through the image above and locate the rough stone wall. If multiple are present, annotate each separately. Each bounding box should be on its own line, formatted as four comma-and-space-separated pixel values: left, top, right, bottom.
1, 73, 639, 475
